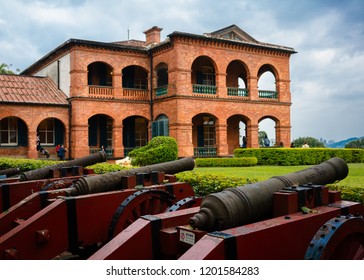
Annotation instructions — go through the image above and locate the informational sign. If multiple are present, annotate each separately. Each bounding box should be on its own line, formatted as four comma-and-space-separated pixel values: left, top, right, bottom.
179, 229, 195, 245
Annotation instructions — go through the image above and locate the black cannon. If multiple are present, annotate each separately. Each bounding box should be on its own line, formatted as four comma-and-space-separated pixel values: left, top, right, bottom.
67, 157, 195, 196
0, 168, 20, 178
19, 151, 107, 181
190, 157, 349, 231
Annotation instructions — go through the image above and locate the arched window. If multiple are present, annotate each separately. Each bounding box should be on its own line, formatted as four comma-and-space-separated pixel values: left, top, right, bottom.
38, 119, 55, 145
152, 115, 169, 137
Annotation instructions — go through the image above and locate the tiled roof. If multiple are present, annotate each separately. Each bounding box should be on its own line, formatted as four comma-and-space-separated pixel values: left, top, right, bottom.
112, 39, 148, 48
0, 74, 69, 105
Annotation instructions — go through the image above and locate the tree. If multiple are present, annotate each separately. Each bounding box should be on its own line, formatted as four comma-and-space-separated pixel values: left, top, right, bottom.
292, 137, 325, 148
0, 63, 18, 74
258, 131, 268, 147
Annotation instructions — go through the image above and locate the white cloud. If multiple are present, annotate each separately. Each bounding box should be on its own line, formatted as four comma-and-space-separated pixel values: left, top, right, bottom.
1, 0, 363, 142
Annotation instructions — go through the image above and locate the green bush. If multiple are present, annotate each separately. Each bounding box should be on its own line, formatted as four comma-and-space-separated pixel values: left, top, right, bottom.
176, 171, 258, 197
195, 157, 257, 167
234, 148, 364, 165
87, 162, 130, 174
328, 185, 364, 204
0, 157, 58, 171
128, 136, 178, 166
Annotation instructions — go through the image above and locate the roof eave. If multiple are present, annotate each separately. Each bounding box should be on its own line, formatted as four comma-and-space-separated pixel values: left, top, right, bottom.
21, 39, 150, 75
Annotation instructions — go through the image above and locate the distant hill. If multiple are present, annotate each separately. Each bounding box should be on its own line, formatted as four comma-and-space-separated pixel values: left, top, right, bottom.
326, 137, 364, 148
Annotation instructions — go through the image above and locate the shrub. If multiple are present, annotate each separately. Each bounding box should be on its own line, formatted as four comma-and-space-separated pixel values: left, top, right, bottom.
0, 157, 58, 171
195, 157, 257, 167
128, 136, 178, 166
234, 148, 364, 165
87, 162, 130, 174
176, 171, 258, 197
328, 185, 364, 204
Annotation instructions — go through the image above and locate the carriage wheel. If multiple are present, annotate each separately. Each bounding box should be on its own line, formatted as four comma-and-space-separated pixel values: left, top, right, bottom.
304, 215, 364, 259
107, 189, 175, 240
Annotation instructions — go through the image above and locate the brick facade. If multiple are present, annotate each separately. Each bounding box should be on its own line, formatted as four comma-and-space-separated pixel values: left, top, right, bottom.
1, 25, 295, 159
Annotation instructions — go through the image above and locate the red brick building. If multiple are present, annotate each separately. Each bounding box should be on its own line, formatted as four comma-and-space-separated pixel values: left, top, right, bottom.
0, 25, 296, 159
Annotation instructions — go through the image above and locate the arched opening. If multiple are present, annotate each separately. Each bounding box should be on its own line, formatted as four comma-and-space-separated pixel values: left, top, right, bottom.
155, 63, 169, 96
122, 65, 148, 89
87, 62, 113, 86
226, 60, 249, 97
152, 114, 169, 137
258, 118, 276, 147
192, 113, 217, 157
123, 116, 148, 156
258, 65, 277, 99
37, 118, 65, 147
191, 56, 217, 94
227, 115, 249, 153
88, 114, 114, 156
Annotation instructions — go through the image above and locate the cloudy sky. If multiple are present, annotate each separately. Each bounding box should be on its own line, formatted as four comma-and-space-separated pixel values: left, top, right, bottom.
1, 0, 363, 142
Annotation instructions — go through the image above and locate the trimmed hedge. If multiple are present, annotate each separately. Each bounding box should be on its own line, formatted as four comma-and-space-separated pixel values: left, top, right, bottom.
195, 157, 257, 167
0, 157, 59, 172
87, 162, 129, 174
234, 148, 364, 165
176, 171, 258, 197
128, 136, 178, 166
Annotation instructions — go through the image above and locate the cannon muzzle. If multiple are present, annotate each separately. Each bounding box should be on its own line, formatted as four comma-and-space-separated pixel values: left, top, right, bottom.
0, 167, 20, 178
190, 157, 349, 231
19, 151, 107, 181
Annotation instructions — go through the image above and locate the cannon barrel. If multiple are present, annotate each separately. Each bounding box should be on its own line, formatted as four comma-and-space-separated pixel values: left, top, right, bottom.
0, 167, 20, 177
66, 157, 195, 196
19, 151, 107, 181
190, 157, 349, 231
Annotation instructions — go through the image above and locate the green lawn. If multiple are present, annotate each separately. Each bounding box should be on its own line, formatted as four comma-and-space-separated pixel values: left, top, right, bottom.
190, 163, 364, 202
194, 163, 364, 188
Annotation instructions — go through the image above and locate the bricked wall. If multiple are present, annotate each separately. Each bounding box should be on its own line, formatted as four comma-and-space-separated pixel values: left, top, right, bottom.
0, 104, 69, 159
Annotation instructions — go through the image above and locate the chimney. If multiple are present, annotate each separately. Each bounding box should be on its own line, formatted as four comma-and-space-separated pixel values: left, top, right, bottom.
144, 26, 163, 45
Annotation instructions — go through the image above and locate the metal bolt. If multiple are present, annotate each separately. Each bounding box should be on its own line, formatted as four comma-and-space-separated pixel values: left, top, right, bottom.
4, 248, 18, 259
36, 229, 50, 244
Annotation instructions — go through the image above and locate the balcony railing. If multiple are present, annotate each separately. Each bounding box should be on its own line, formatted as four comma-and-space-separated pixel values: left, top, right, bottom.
155, 86, 168, 96
258, 90, 278, 99
89, 86, 114, 99
193, 84, 217, 95
122, 88, 149, 100
227, 87, 249, 97
194, 147, 217, 157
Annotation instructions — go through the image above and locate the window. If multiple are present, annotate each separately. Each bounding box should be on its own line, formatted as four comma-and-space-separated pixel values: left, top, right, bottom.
38, 119, 55, 145
134, 67, 148, 89
203, 117, 215, 147
152, 115, 169, 137
0, 117, 18, 146
201, 66, 215, 86
135, 118, 148, 147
